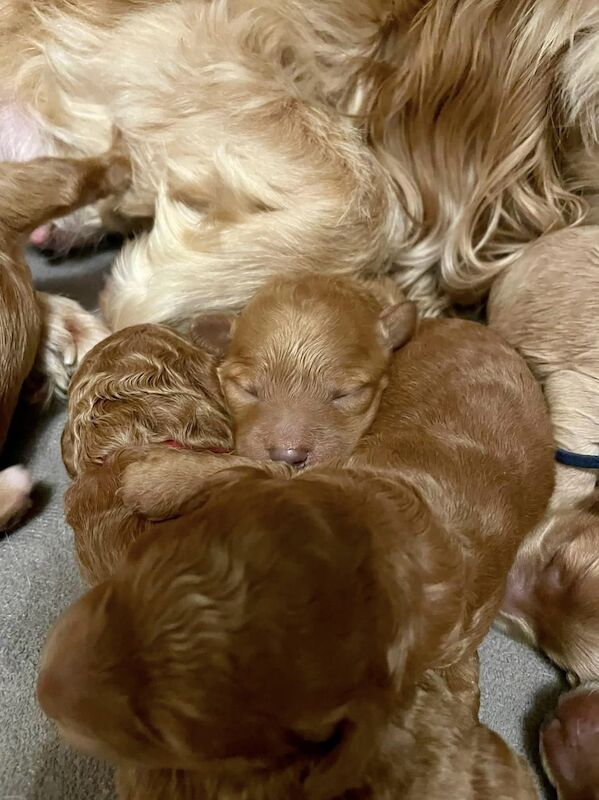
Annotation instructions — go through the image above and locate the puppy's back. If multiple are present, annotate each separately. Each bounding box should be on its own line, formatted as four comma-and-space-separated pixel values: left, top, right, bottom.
488, 226, 599, 376
354, 319, 555, 646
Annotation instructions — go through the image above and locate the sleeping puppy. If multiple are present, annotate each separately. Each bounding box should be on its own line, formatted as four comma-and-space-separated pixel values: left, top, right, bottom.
500, 490, 599, 684
488, 226, 599, 510
194, 274, 417, 466
489, 226, 599, 682
0, 147, 125, 529
61, 323, 233, 584
39, 317, 554, 799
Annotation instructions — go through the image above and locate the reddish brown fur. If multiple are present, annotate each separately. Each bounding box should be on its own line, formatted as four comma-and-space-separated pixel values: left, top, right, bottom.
61, 323, 233, 584
540, 682, 599, 800
0, 144, 129, 529
207, 274, 416, 466
39, 317, 554, 799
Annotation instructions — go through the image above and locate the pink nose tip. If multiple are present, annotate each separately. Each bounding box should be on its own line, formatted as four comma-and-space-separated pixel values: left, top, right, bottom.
268, 447, 309, 466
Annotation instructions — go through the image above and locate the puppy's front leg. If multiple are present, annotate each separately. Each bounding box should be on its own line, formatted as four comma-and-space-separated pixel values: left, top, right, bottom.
0, 135, 130, 243
120, 447, 290, 520
31, 293, 110, 402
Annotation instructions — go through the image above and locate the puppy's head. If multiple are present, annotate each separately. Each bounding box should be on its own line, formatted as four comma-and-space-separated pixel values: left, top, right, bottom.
38, 472, 398, 795
62, 324, 232, 477
501, 492, 599, 684
193, 275, 416, 468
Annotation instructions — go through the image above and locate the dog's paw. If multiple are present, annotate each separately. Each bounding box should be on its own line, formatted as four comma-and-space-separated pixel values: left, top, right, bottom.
29, 200, 106, 254
120, 448, 188, 520
33, 293, 110, 402
29, 220, 104, 253
120, 448, 238, 520
541, 685, 599, 799
0, 466, 33, 531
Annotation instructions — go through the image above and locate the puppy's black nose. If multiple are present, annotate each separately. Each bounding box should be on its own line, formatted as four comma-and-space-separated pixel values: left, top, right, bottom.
268, 447, 309, 466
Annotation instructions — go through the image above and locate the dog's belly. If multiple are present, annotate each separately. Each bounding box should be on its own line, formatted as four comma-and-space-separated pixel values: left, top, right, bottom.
0, 101, 50, 162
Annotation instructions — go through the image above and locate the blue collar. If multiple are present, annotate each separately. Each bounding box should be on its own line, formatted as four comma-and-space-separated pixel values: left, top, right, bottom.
555, 448, 599, 470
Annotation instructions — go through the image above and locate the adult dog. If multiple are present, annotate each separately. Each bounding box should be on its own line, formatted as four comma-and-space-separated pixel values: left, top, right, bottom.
2, 0, 598, 326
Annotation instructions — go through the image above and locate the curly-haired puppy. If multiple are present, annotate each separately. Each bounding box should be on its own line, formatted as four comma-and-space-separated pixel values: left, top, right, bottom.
488, 227, 599, 682
195, 274, 416, 466
39, 318, 554, 798
61, 323, 233, 584
0, 147, 126, 529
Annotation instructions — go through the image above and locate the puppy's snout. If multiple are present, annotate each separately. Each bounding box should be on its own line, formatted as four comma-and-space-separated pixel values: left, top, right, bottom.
268, 447, 309, 466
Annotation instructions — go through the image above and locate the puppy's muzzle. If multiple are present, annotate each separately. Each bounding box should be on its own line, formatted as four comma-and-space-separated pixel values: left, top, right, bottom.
268, 447, 309, 467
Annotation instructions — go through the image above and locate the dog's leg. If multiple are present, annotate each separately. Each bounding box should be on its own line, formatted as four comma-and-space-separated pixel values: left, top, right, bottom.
0, 465, 32, 532
0, 101, 107, 250
0, 145, 130, 243
0, 145, 130, 398
544, 370, 599, 510
120, 447, 290, 521
32, 293, 109, 401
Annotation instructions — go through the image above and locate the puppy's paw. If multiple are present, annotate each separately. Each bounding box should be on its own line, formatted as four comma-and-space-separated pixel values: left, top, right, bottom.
33, 293, 110, 402
0, 466, 33, 531
29, 201, 106, 254
120, 448, 178, 520
541, 685, 599, 799
120, 448, 241, 520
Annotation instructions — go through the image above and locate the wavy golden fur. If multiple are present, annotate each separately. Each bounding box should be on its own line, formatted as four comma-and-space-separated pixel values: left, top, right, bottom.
61, 323, 233, 583
39, 317, 554, 799
2, 1, 599, 319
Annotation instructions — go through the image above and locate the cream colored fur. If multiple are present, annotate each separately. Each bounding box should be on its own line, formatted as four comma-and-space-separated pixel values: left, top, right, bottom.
488, 225, 599, 510
2, 1, 599, 319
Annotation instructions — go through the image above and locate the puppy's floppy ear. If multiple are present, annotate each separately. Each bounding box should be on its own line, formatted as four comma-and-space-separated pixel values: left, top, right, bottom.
61, 426, 77, 479
378, 300, 417, 350
298, 700, 384, 800
189, 312, 237, 357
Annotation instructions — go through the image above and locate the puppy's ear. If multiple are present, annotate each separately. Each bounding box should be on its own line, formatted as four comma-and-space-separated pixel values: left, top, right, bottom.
299, 701, 383, 800
61, 426, 77, 479
189, 312, 237, 357
378, 300, 417, 350
37, 585, 133, 743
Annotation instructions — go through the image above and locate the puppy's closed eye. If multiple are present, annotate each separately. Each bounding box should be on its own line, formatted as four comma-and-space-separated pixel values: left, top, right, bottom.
226, 379, 260, 401
331, 385, 372, 404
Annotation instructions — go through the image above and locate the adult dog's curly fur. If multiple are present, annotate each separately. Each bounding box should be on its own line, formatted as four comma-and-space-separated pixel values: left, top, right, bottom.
39, 318, 554, 799
2, 1, 599, 319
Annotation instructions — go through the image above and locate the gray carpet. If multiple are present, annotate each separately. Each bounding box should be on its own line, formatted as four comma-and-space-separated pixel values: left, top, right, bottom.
0, 247, 563, 799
